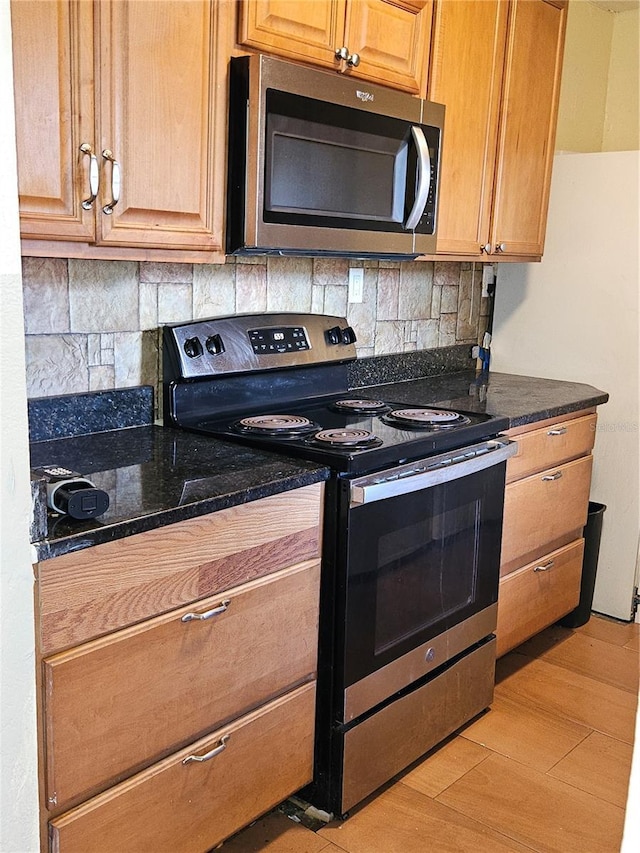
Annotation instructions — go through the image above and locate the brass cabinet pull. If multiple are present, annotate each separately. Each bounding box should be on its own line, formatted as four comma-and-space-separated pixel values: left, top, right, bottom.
533, 560, 554, 572
79, 143, 99, 209
542, 471, 563, 481
181, 599, 230, 623
101, 149, 121, 214
548, 427, 568, 436
182, 734, 229, 765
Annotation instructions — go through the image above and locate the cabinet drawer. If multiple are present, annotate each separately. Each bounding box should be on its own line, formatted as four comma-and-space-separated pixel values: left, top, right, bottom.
506, 413, 596, 483
43, 560, 319, 809
49, 682, 316, 853
501, 455, 592, 574
496, 539, 584, 657
37, 482, 324, 654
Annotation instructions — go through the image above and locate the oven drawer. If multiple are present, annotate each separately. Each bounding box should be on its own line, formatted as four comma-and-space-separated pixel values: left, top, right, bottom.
37, 482, 324, 654
496, 539, 584, 657
48, 682, 316, 853
341, 639, 495, 814
500, 455, 592, 574
43, 560, 320, 809
505, 413, 596, 483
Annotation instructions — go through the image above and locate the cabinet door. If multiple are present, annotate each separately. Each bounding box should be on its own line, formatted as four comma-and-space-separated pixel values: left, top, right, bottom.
49, 683, 316, 853
428, 0, 507, 255
238, 0, 347, 68
490, 0, 567, 257
500, 454, 592, 574
344, 0, 433, 94
43, 561, 319, 808
95, 0, 224, 251
496, 539, 583, 656
11, 0, 96, 241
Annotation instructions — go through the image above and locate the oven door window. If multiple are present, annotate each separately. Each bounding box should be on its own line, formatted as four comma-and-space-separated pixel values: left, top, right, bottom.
343, 466, 505, 688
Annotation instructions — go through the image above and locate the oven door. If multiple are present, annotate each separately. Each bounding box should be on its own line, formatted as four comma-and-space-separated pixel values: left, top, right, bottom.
341, 438, 515, 720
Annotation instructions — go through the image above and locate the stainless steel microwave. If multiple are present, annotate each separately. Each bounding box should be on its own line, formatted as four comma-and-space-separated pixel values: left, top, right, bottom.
226, 55, 444, 260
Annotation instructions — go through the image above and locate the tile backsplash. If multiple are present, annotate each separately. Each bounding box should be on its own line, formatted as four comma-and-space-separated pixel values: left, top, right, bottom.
22, 256, 490, 400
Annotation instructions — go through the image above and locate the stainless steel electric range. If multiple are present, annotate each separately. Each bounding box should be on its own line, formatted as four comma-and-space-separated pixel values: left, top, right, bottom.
163, 312, 516, 817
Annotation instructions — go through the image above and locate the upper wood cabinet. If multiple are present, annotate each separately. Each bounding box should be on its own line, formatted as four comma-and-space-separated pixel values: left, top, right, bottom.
238, 0, 433, 95
429, 0, 567, 260
11, 0, 230, 261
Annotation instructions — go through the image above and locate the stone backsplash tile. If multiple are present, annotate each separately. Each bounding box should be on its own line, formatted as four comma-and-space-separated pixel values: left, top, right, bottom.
22, 256, 491, 399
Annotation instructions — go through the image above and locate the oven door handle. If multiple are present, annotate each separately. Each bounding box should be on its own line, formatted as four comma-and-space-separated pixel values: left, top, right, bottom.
349, 438, 517, 507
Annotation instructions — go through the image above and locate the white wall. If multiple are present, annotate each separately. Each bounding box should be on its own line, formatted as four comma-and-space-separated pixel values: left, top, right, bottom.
492, 150, 639, 621
0, 0, 40, 849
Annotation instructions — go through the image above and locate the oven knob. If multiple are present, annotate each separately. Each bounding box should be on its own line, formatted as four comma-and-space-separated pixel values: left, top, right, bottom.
183, 336, 203, 358
326, 326, 342, 345
205, 334, 225, 355
341, 326, 357, 345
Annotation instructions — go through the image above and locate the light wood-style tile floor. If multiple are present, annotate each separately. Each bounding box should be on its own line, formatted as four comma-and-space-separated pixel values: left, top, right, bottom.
220, 615, 639, 853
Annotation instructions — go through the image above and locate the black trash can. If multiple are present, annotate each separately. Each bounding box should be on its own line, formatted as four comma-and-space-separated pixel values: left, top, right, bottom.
559, 502, 606, 629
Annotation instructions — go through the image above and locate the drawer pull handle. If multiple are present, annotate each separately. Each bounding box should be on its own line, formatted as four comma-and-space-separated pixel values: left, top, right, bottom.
533, 560, 555, 572
182, 734, 229, 765
548, 427, 568, 436
542, 471, 563, 481
181, 600, 230, 623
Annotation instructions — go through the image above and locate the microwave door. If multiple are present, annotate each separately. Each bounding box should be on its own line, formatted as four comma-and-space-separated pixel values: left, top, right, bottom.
404, 126, 431, 232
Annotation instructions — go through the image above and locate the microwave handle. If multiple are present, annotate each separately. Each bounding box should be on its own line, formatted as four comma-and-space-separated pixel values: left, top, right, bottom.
404, 126, 431, 231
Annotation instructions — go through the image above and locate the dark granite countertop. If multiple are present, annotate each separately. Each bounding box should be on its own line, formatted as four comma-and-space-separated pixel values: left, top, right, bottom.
355, 370, 608, 428
29, 362, 608, 562
30, 425, 329, 562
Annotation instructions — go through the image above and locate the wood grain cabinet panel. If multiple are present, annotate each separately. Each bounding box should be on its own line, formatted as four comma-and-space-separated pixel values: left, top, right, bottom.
501, 454, 592, 574
238, 0, 432, 94
43, 560, 319, 809
37, 482, 324, 654
496, 540, 584, 657
10, 0, 95, 241
489, 0, 567, 257
506, 413, 596, 483
429, 0, 567, 260
12, 0, 230, 260
49, 682, 316, 853
496, 408, 595, 657
428, 0, 507, 256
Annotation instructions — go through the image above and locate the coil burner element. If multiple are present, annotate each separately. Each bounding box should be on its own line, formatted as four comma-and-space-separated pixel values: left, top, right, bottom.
309, 428, 383, 450
233, 414, 319, 437
330, 398, 391, 415
383, 408, 471, 430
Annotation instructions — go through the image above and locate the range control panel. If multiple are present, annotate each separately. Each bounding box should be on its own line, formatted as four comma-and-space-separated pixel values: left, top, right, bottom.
248, 326, 310, 354
163, 313, 357, 380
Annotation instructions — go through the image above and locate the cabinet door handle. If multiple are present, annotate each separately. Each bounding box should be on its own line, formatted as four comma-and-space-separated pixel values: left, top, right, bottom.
533, 560, 554, 572
335, 46, 349, 61
495, 242, 507, 253
347, 52, 360, 68
548, 427, 568, 436
480, 243, 492, 254
182, 734, 229, 765
79, 143, 99, 209
542, 471, 563, 481
101, 149, 121, 214
181, 599, 230, 623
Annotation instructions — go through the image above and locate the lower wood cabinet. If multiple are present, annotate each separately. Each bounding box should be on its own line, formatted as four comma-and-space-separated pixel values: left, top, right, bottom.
496, 540, 584, 657
49, 682, 316, 853
36, 483, 324, 852
496, 410, 596, 656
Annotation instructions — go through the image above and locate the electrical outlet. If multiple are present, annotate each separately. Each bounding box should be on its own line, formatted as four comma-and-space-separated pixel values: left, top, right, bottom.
348, 268, 364, 303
